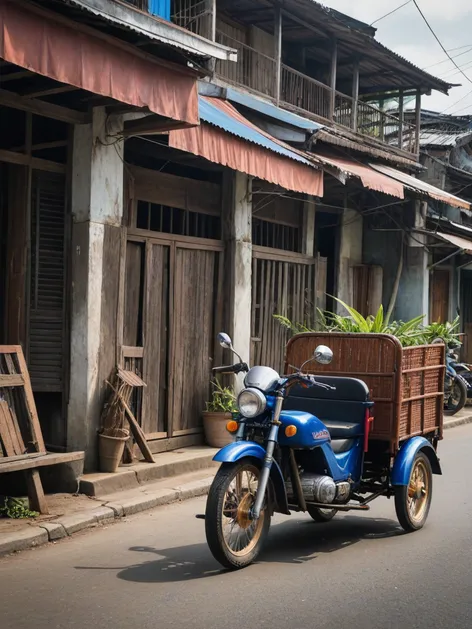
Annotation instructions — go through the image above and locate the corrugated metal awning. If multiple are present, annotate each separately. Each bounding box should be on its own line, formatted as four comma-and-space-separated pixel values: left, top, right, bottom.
309, 154, 405, 199
369, 163, 471, 211
0, 0, 199, 125
66, 0, 237, 61
224, 87, 323, 133
433, 231, 472, 254
169, 97, 324, 196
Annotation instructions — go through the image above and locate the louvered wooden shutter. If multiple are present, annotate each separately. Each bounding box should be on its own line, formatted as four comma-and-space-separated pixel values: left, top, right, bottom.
29, 171, 67, 392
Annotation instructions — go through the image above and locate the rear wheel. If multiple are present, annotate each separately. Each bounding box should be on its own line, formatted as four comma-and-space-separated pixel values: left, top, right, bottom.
395, 452, 432, 532
307, 505, 338, 522
205, 460, 271, 570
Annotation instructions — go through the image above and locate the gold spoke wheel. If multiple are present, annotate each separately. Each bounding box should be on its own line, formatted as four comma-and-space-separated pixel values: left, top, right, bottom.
395, 452, 433, 533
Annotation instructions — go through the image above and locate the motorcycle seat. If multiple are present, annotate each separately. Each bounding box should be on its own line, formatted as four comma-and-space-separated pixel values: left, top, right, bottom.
322, 421, 364, 439
284, 375, 372, 441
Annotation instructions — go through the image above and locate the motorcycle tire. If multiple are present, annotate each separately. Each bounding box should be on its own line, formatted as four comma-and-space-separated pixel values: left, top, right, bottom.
307, 506, 338, 522
205, 460, 271, 570
445, 377, 467, 415
395, 452, 433, 532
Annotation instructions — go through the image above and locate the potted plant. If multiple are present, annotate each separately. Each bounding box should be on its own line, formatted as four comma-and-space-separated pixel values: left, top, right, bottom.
202, 380, 237, 448
98, 376, 131, 473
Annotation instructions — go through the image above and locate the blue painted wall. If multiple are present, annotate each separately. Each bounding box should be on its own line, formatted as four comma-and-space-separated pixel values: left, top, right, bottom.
149, 0, 170, 20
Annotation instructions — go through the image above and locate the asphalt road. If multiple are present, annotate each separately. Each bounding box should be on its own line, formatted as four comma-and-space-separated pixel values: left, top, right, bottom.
1, 424, 472, 629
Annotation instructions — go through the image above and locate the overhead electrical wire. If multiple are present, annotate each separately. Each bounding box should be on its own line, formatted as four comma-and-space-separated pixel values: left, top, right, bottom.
370, 0, 412, 27
439, 59, 472, 81
422, 47, 472, 71
441, 88, 472, 114
412, 0, 472, 86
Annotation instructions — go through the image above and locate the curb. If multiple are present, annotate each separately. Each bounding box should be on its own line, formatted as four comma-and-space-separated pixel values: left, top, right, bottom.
443, 414, 472, 430
0, 475, 215, 558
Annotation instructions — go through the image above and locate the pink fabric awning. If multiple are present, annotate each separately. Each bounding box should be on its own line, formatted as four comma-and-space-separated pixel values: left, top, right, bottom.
0, 0, 199, 125
169, 98, 323, 197
309, 154, 405, 199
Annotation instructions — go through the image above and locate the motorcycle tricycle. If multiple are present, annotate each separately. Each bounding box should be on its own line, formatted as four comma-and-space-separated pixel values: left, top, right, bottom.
203, 332, 442, 570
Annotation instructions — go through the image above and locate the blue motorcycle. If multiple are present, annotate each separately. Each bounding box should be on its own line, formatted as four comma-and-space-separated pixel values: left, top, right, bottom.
204, 332, 442, 570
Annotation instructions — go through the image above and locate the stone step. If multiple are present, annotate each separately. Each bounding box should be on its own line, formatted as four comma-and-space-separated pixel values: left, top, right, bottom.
79, 446, 219, 496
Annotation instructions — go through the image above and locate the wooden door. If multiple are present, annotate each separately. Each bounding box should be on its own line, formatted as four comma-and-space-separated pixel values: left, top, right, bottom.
170, 246, 223, 436
430, 269, 450, 323
122, 237, 223, 446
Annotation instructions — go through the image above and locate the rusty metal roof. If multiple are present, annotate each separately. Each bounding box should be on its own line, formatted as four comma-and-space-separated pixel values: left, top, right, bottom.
218, 0, 452, 95
419, 131, 472, 148
38, 0, 237, 61
370, 163, 471, 210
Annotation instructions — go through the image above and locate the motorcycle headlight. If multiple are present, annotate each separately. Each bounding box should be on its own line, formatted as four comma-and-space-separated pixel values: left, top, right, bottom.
237, 388, 267, 418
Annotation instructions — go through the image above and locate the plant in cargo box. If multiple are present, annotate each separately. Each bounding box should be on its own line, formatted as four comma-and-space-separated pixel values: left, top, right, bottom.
274, 300, 461, 348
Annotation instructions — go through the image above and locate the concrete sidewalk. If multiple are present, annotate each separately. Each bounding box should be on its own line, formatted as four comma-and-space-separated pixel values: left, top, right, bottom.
1, 411, 471, 558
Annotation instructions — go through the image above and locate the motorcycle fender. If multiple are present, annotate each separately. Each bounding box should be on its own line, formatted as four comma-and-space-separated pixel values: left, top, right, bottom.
213, 442, 290, 515
391, 437, 442, 486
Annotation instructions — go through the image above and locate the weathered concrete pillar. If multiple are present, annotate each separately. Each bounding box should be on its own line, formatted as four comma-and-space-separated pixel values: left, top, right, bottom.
67, 108, 124, 470
301, 195, 315, 257
396, 245, 429, 323
336, 204, 363, 312
223, 171, 252, 391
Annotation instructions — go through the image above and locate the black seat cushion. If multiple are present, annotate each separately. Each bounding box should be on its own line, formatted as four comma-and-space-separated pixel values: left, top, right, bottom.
323, 421, 363, 439
284, 375, 372, 440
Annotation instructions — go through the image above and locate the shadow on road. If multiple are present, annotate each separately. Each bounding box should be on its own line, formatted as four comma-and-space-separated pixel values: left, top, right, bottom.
75, 514, 403, 583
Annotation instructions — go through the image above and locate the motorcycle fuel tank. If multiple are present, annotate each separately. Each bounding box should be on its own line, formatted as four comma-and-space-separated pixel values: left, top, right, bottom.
278, 410, 331, 448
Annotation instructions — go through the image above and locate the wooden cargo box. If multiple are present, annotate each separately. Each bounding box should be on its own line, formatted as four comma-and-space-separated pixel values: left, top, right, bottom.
284, 333, 445, 453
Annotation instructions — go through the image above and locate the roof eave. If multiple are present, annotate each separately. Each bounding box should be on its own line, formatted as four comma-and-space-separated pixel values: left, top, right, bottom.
62, 0, 238, 61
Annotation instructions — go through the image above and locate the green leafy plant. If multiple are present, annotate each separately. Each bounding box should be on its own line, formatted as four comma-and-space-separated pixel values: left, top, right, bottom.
422, 316, 461, 347
205, 380, 237, 413
0, 497, 38, 519
272, 315, 313, 335
273, 298, 460, 349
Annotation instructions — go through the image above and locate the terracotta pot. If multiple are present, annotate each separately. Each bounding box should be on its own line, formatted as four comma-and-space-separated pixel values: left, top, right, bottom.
202, 411, 234, 448
98, 430, 129, 473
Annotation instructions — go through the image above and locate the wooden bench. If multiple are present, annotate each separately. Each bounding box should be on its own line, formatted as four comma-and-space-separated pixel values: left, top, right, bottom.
0, 346, 84, 514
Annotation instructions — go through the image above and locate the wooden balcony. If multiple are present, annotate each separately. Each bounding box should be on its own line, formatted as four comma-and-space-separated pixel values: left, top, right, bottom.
214, 31, 417, 156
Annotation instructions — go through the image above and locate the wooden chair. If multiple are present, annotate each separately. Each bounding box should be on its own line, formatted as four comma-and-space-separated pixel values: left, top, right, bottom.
0, 346, 84, 514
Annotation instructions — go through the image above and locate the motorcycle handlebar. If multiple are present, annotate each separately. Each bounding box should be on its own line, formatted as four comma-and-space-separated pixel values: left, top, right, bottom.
284, 372, 336, 391
212, 362, 249, 375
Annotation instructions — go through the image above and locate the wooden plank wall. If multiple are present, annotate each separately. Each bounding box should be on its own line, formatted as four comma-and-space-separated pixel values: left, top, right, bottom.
251, 248, 316, 372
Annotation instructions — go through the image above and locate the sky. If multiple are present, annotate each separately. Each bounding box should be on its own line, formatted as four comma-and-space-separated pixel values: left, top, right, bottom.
322, 0, 472, 115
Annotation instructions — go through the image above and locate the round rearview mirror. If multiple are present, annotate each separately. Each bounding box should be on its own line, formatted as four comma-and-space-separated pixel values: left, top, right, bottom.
218, 332, 232, 349
314, 345, 333, 365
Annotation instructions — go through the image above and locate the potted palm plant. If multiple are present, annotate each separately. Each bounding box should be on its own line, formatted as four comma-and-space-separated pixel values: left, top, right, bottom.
202, 380, 237, 448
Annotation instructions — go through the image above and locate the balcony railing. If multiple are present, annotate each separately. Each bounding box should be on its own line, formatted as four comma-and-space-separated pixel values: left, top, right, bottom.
281, 65, 331, 120
213, 45, 417, 154
172, 0, 212, 40
215, 32, 277, 99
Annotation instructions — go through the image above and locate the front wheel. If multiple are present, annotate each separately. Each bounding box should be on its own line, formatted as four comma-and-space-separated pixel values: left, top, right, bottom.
395, 452, 433, 532
205, 460, 271, 570
307, 505, 338, 522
